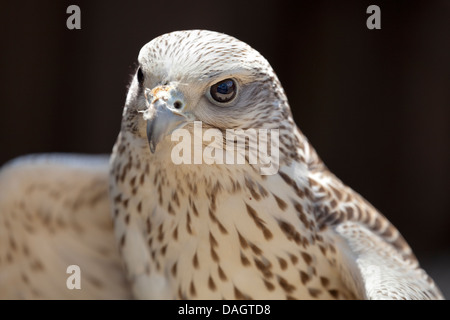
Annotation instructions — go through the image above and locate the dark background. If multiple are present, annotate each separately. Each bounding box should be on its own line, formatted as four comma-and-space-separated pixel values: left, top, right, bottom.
1, 0, 449, 297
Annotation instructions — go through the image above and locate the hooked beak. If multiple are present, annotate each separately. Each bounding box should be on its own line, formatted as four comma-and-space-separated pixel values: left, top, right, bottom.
144, 86, 188, 153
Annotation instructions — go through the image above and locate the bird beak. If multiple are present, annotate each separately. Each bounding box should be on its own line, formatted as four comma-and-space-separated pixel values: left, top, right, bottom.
144, 86, 188, 153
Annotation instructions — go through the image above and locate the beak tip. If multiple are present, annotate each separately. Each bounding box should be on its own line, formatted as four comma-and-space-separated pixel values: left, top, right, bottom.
149, 141, 156, 154
146, 103, 187, 155
147, 120, 155, 153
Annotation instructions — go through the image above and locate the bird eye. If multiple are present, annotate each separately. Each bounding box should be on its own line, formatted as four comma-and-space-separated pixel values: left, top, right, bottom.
210, 79, 237, 103
137, 67, 144, 84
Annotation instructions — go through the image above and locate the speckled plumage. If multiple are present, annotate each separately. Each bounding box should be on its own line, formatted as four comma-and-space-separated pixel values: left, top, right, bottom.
0, 155, 131, 299
110, 30, 442, 299
0, 30, 443, 300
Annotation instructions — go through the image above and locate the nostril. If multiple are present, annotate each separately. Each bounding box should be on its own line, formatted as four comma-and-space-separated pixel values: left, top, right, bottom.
173, 100, 183, 110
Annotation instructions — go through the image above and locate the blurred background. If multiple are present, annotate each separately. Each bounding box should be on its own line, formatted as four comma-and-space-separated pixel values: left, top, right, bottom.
1, 0, 449, 297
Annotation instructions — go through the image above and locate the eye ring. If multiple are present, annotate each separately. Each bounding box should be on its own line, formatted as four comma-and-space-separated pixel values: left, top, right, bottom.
137, 67, 144, 84
209, 78, 237, 104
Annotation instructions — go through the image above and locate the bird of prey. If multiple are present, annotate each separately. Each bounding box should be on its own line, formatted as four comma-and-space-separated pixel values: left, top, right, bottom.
0, 30, 443, 300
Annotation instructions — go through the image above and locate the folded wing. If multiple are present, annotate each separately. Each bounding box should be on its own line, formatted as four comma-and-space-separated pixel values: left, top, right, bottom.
0, 154, 132, 299
307, 160, 443, 300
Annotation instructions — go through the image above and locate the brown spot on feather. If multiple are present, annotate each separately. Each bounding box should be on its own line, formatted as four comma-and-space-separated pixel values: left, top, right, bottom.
308, 288, 322, 298
137, 201, 142, 213
113, 194, 122, 204
245, 178, 261, 201
301, 251, 313, 265
277, 276, 296, 293
189, 281, 196, 297
294, 201, 310, 229
208, 276, 216, 291
254, 257, 273, 278
273, 194, 287, 211
300, 271, 310, 284
240, 252, 251, 266
217, 221, 228, 235
218, 266, 227, 281
320, 276, 330, 288
345, 206, 354, 219
249, 242, 262, 255
209, 232, 218, 247
277, 257, 288, 270
278, 220, 302, 244
157, 224, 164, 242
172, 225, 178, 240
263, 279, 275, 291
380, 226, 394, 238
373, 216, 382, 231
234, 286, 250, 300
167, 203, 175, 215
172, 191, 180, 207
328, 289, 339, 299
171, 262, 177, 276
191, 202, 199, 217
289, 253, 298, 265
238, 231, 249, 249
211, 247, 219, 262
193, 252, 199, 269
330, 185, 342, 200
129, 176, 136, 187
245, 203, 273, 240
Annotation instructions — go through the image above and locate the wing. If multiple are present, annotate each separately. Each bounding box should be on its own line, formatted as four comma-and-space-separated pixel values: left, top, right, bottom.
0, 154, 132, 299
305, 148, 444, 300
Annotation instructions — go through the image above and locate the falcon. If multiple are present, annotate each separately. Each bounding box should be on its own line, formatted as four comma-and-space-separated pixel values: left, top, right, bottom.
0, 30, 443, 300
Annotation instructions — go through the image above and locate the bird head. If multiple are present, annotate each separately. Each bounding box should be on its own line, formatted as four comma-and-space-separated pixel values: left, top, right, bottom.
121, 30, 300, 173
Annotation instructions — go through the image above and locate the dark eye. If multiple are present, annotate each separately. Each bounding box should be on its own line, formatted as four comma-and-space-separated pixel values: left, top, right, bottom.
137, 67, 144, 84
210, 79, 237, 103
